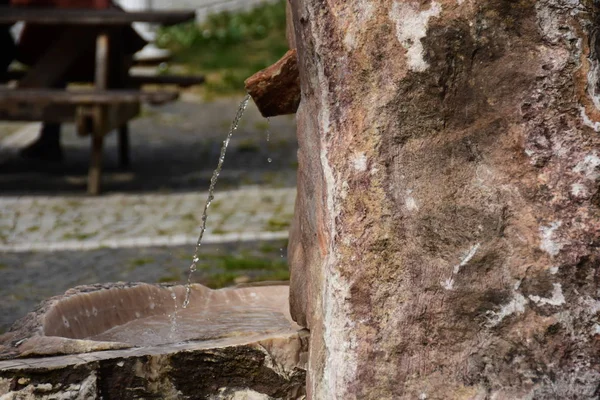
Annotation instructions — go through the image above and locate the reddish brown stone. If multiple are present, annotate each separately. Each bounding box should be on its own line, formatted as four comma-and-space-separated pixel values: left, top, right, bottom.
245, 49, 300, 118
288, 0, 600, 398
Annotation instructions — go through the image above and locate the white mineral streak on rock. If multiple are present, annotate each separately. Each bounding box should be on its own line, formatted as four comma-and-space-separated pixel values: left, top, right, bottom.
352, 152, 367, 172
441, 243, 480, 290
574, 152, 600, 180
536, 3, 568, 44
216, 388, 272, 400
570, 182, 589, 198
454, 243, 480, 274
343, 0, 375, 50
529, 283, 566, 306
587, 56, 600, 109
389, 1, 441, 72
539, 221, 563, 257
405, 189, 419, 212
579, 107, 600, 132
583, 296, 600, 314
487, 292, 528, 327
309, 5, 357, 399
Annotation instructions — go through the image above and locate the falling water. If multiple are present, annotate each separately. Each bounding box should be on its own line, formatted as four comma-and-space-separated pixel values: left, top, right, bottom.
169, 289, 178, 338
266, 117, 272, 163
180, 94, 251, 309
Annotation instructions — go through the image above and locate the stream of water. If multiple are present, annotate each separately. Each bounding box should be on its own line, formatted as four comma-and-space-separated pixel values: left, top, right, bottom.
180, 94, 251, 309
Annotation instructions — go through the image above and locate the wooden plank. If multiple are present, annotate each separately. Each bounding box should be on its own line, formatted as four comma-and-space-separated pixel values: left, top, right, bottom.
4, 69, 205, 88
0, 7, 195, 25
87, 31, 109, 195
88, 106, 106, 195
95, 33, 110, 90
0, 103, 77, 122
129, 74, 205, 87
0, 89, 179, 105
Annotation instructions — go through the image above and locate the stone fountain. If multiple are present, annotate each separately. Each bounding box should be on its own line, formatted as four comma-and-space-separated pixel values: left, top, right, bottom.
0, 282, 307, 399
5, 0, 600, 398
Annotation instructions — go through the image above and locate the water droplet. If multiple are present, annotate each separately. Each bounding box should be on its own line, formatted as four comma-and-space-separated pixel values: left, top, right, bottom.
267, 157, 272, 163
192, 256, 199, 263
170, 292, 177, 300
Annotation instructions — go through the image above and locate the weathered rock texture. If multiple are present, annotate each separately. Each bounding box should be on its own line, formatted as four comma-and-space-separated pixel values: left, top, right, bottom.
0, 331, 308, 399
0, 283, 307, 399
287, 0, 600, 398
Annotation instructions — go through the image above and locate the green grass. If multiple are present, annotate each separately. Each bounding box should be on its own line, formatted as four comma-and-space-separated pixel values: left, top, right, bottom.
156, 0, 289, 97
237, 138, 261, 153
62, 232, 94, 240
129, 257, 155, 267
198, 254, 289, 288
266, 217, 291, 231
253, 120, 270, 132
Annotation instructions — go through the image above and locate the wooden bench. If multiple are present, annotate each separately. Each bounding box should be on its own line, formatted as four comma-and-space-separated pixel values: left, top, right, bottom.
0, 88, 179, 194
0, 6, 201, 195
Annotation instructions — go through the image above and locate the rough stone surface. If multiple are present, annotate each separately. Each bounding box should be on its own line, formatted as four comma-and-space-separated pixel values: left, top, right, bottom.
0, 331, 308, 399
288, 0, 600, 398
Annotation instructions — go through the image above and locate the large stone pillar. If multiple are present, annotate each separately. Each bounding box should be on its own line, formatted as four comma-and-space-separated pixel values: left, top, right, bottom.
287, 0, 600, 398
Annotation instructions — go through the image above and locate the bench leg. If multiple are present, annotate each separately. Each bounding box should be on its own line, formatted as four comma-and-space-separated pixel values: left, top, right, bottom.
88, 106, 106, 195
118, 124, 130, 169
88, 131, 104, 195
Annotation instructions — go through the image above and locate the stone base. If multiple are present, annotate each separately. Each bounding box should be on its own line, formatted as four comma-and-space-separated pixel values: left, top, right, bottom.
0, 330, 307, 399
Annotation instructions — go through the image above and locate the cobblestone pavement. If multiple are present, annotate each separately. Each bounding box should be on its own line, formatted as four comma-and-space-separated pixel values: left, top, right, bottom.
0, 94, 298, 332
0, 187, 294, 252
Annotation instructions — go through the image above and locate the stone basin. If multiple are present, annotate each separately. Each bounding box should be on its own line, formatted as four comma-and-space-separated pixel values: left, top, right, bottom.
0, 283, 307, 399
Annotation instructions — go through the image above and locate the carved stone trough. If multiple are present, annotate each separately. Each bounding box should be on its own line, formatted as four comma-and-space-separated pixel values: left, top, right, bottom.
0, 283, 307, 399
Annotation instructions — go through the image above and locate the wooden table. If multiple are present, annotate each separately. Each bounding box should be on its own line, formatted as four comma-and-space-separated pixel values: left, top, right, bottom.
0, 6, 196, 194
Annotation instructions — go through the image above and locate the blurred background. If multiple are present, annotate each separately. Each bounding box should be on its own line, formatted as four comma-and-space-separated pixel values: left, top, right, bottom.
0, 0, 298, 332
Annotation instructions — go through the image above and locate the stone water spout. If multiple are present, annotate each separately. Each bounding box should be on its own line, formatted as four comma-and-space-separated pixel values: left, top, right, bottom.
245, 1, 300, 118
244, 49, 301, 118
